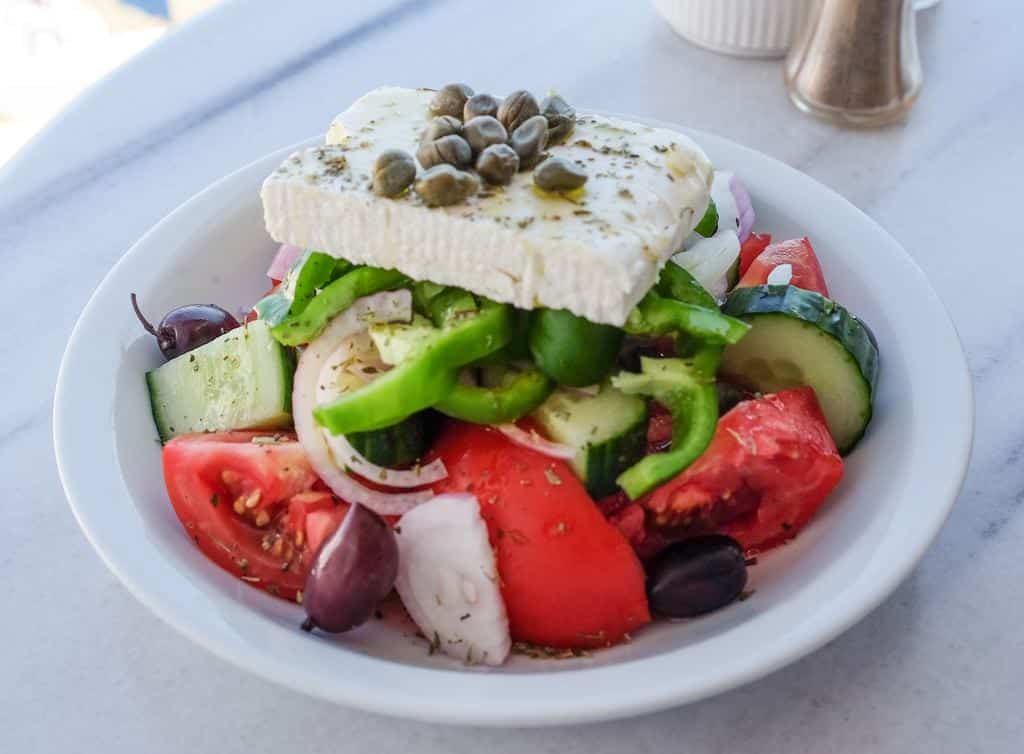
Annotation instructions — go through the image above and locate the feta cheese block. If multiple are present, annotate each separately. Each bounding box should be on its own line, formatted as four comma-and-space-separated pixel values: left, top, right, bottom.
261, 86, 713, 326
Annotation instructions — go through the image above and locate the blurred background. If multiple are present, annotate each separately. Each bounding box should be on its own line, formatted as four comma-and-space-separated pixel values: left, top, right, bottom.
0, 0, 220, 164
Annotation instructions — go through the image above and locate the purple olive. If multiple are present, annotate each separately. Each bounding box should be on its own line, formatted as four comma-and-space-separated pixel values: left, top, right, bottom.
646, 535, 747, 618
131, 293, 239, 360
301, 504, 398, 634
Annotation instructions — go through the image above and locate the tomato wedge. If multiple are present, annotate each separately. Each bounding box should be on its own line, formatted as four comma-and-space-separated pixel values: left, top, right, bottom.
431, 423, 650, 649
639, 387, 843, 554
738, 232, 772, 276
163, 432, 348, 601
736, 237, 830, 296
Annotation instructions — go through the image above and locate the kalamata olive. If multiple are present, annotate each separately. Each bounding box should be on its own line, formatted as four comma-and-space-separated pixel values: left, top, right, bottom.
509, 114, 549, 170
463, 92, 500, 121
131, 293, 239, 360
540, 93, 576, 143
475, 143, 519, 185
414, 164, 480, 206
416, 134, 472, 169
497, 89, 540, 133
301, 504, 398, 634
533, 156, 588, 191
421, 115, 463, 143
372, 149, 416, 197
463, 115, 508, 155
429, 83, 474, 119
646, 535, 748, 619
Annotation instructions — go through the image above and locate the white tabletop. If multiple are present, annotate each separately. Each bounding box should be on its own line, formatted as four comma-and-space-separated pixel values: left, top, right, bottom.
5, 0, 1021, 750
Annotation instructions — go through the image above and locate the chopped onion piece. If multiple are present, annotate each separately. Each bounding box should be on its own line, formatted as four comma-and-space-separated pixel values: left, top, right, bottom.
494, 423, 577, 460
395, 493, 511, 666
267, 244, 302, 281
294, 290, 435, 515
729, 174, 755, 243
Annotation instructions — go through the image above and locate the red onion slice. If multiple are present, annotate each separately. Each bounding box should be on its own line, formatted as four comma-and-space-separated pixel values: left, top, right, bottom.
294, 290, 435, 515
729, 174, 755, 243
494, 423, 577, 460
267, 244, 302, 281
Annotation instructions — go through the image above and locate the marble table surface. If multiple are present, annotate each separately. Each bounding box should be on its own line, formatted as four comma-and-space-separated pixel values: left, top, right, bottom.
3, 0, 1021, 751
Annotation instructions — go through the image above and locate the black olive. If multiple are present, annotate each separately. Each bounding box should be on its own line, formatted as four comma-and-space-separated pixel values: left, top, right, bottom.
131, 293, 240, 360
646, 535, 748, 618
301, 504, 398, 634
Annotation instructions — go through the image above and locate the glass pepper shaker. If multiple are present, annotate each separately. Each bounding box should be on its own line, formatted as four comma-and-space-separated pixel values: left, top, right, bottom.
784, 0, 923, 126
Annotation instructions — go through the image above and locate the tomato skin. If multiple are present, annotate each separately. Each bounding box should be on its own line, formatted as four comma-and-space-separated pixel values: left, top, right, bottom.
163, 432, 346, 601
737, 237, 829, 297
641, 387, 843, 554
431, 423, 650, 649
738, 232, 772, 276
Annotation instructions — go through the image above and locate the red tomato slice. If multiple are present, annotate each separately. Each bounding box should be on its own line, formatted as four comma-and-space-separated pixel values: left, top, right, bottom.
738, 232, 772, 276
431, 423, 650, 649
163, 432, 348, 601
736, 237, 830, 296
641, 387, 843, 554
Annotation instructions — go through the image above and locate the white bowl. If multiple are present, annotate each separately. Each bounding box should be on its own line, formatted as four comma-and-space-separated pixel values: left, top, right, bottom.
54, 121, 972, 726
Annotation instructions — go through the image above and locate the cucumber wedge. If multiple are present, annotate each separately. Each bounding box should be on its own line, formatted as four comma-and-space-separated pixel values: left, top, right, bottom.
347, 412, 431, 467
532, 385, 648, 498
721, 285, 879, 453
146, 320, 295, 442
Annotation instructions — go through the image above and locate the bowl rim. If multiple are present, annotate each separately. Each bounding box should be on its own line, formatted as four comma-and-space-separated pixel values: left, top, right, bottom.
54, 122, 974, 726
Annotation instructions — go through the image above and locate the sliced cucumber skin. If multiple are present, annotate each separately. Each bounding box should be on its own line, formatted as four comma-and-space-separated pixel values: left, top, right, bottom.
347, 412, 431, 467
146, 320, 295, 442
721, 285, 879, 453
533, 387, 649, 499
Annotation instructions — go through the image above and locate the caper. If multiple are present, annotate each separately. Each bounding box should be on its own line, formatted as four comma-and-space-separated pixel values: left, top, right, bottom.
463, 116, 508, 155
429, 83, 474, 119
416, 134, 472, 170
533, 156, 587, 191
540, 94, 576, 144
421, 115, 462, 143
372, 149, 417, 197
414, 164, 480, 206
475, 143, 519, 186
497, 89, 540, 133
509, 114, 549, 170
463, 93, 500, 121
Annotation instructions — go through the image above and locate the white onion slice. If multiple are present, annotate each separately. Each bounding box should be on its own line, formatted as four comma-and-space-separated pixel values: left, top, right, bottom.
395, 493, 511, 666
729, 173, 755, 243
494, 423, 577, 460
267, 243, 302, 280
293, 290, 435, 515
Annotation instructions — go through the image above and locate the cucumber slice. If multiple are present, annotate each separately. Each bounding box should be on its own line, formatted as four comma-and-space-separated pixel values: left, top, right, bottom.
721, 285, 879, 453
533, 385, 648, 498
146, 320, 294, 442
347, 412, 431, 467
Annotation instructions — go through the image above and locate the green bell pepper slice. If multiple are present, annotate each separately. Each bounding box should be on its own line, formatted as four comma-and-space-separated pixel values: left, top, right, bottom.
271, 266, 410, 345
435, 367, 553, 424
254, 251, 352, 326
612, 350, 722, 499
656, 262, 718, 309
693, 197, 718, 238
528, 308, 624, 387
624, 291, 749, 345
314, 301, 514, 434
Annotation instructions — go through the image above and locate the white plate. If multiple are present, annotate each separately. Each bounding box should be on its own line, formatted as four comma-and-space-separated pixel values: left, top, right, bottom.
54, 124, 972, 726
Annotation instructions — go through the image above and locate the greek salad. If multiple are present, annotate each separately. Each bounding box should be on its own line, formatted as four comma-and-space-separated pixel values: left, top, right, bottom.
135, 85, 879, 666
